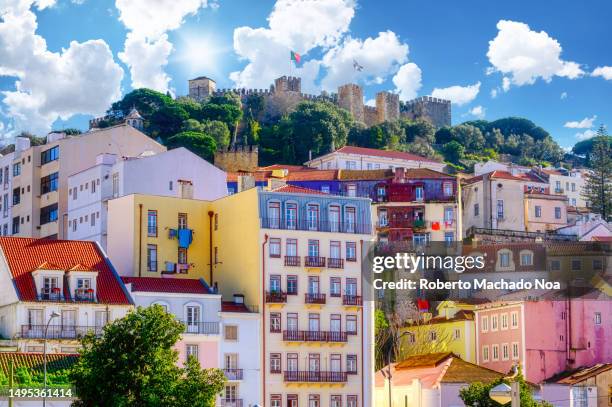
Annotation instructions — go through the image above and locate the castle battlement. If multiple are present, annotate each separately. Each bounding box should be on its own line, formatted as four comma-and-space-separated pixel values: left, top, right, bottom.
405, 96, 451, 106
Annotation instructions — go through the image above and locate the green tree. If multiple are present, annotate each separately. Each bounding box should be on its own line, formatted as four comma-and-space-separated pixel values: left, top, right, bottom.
405, 137, 441, 160
70, 305, 225, 406
573, 134, 612, 157
182, 119, 204, 133
582, 126, 612, 220
150, 105, 189, 141
200, 103, 243, 145
175, 97, 204, 121
434, 126, 455, 145
401, 119, 435, 144
201, 120, 231, 150
484, 128, 504, 149
442, 140, 465, 163
110, 88, 173, 119
166, 132, 217, 162
459, 372, 551, 407
451, 124, 485, 152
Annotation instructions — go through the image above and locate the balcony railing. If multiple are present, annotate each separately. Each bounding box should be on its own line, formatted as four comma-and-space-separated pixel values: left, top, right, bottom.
223, 369, 244, 380
283, 330, 348, 342
305, 293, 326, 304
219, 399, 243, 407
327, 258, 344, 269
284, 371, 348, 383
342, 295, 362, 306
305, 256, 326, 267
180, 321, 220, 335
21, 325, 104, 339
261, 218, 371, 234
73, 289, 95, 302
265, 291, 287, 303
38, 288, 64, 302
284, 256, 301, 267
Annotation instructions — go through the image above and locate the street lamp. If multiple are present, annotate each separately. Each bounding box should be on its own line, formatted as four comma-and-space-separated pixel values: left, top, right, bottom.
43, 311, 60, 407
381, 331, 411, 407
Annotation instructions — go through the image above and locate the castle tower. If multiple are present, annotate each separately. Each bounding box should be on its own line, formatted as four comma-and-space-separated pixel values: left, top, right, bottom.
125, 108, 144, 131
375, 91, 400, 124
274, 76, 301, 93
337, 84, 365, 123
189, 76, 217, 102
401, 96, 451, 129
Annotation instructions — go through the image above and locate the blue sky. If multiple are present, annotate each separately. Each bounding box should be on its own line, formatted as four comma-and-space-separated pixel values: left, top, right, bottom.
0, 0, 611, 150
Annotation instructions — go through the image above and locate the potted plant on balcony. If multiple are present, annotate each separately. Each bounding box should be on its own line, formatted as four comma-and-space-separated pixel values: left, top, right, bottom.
52, 287, 61, 294
413, 219, 426, 230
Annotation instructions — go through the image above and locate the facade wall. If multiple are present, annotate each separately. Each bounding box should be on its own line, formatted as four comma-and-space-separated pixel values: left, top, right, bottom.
0, 152, 14, 236
306, 152, 445, 172
547, 172, 588, 208
525, 195, 568, 232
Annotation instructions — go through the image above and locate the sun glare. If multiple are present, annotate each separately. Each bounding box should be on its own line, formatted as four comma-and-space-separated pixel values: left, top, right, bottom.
175, 32, 227, 78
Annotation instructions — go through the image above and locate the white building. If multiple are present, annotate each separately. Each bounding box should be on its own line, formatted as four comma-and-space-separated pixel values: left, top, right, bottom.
0, 148, 16, 236
0, 236, 133, 354
539, 167, 590, 208
305, 145, 446, 172
123, 278, 261, 407
473, 160, 531, 176
67, 147, 227, 249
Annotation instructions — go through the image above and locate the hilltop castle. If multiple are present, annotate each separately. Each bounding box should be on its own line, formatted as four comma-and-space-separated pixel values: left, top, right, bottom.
188, 75, 451, 129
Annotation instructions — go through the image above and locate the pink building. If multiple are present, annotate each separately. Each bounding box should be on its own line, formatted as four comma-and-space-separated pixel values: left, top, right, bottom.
475, 298, 612, 383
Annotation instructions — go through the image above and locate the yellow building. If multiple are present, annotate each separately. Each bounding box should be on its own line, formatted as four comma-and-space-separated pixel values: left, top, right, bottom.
400, 301, 477, 363
107, 186, 377, 406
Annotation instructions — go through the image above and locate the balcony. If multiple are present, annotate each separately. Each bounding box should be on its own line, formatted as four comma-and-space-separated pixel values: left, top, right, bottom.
305, 256, 326, 268
219, 399, 243, 407
223, 368, 244, 381
284, 256, 301, 267
327, 258, 344, 269
21, 325, 104, 339
265, 291, 287, 303
305, 293, 326, 304
261, 218, 371, 234
73, 288, 95, 302
283, 330, 348, 343
38, 288, 64, 302
284, 371, 348, 383
180, 321, 220, 335
342, 295, 362, 306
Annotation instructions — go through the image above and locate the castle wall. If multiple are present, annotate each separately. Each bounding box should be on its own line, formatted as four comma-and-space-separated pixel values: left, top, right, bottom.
338, 84, 364, 123
402, 96, 451, 129
214, 146, 259, 172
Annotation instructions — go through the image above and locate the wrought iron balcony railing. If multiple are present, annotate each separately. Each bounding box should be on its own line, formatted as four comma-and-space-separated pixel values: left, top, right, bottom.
21, 325, 104, 339
305, 256, 326, 267
284, 256, 301, 267
73, 289, 95, 302
327, 258, 344, 269
342, 295, 362, 306
261, 218, 371, 234
223, 369, 244, 381
180, 321, 220, 335
265, 291, 287, 303
305, 293, 326, 304
284, 371, 348, 383
282, 330, 348, 342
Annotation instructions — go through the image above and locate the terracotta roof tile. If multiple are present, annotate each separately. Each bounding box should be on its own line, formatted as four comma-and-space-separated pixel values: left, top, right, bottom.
334, 146, 441, 163
285, 170, 338, 181
121, 277, 212, 294
337, 169, 393, 181
258, 164, 309, 171
547, 364, 612, 384
221, 301, 251, 313
395, 352, 453, 369
0, 237, 130, 305
68, 263, 97, 272
441, 357, 504, 384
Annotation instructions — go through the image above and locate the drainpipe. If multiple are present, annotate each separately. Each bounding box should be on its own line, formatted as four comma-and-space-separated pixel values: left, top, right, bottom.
360, 239, 365, 407
261, 234, 269, 406
138, 204, 143, 277
208, 211, 214, 285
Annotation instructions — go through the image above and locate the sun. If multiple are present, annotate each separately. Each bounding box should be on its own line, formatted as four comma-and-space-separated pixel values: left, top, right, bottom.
174, 31, 227, 78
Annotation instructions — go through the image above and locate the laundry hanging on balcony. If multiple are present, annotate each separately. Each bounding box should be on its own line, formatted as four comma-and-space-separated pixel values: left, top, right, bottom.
178, 228, 193, 248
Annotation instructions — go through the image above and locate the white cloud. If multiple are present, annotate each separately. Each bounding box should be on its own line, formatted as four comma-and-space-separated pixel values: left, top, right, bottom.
431, 82, 480, 106
364, 98, 375, 107
564, 115, 596, 129
392, 63, 421, 101
576, 129, 596, 141
560, 91, 567, 99
320, 31, 409, 91
490, 88, 498, 98
0, 0, 123, 136
115, 0, 211, 92
487, 20, 584, 90
592, 66, 612, 80
468, 105, 486, 119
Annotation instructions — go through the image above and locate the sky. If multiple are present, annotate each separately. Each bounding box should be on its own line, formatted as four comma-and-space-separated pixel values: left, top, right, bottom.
0, 0, 611, 151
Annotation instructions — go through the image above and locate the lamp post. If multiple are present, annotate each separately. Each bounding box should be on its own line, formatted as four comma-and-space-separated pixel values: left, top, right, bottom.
382, 331, 411, 407
43, 311, 60, 407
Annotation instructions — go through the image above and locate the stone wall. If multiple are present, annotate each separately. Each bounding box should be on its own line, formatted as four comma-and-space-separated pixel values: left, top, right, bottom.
214, 146, 259, 172
401, 96, 451, 129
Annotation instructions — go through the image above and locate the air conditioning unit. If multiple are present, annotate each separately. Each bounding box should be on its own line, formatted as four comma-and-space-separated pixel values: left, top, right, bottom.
164, 262, 176, 273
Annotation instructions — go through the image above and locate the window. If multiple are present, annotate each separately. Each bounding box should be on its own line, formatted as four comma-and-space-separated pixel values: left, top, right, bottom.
346, 314, 357, 334
90, 212, 96, 227
147, 210, 157, 236
330, 314, 341, 334
501, 314, 508, 330
346, 278, 357, 296
571, 259, 581, 271
571, 183, 576, 192
267, 202, 280, 228
91, 180, 96, 193
474, 203, 480, 216
444, 206, 454, 222
286, 238, 298, 257
112, 173, 119, 196
429, 331, 437, 341
287, 313, 298, 331
286, 202, 297, 229
270, 275, 281, 293
309, 394, 320, 407
331, 395, 342, 407
40, 172, 58, 194
178, 213, 188, 229
454, 328, 461, 340
550, 260, 561, 271
40, 204, 58, 224
308, 313, 320, 332
307, 204, 319, 230
270, 313, 281, 332
345, 161, 356, 170
12, 187, 20, 205
593, 259, 603, 270
512, 342, 519, 360
12, 163, 20, 177
346, 242, 356, 261
72, 219, 77, 232
321, 185, 330, 194
3, 194, 7, 217
224, 325, 238, 340
178, 248, 187, 265
555, 207, 562, 219
595, 312, 602, 325
270, 354, 281, 373
345, 206, 356, 233
330, 277, 341, 297
346, 183, 357, 197
444, 232, 454, 245
270, 394, 281, 407
535, 205, 542, 218
497, 200, 504, 219
482, 345, 490, 362
492, 344, 499, 361
491, 315, 499, 331
502, 343, 509, 360
330, 240, 341, 260
147, 244, 157, 271
268, 237, 281, 258
347, 396, 358, 407
186, 344, 199, 360
287, 275, 298, 295
443, 182, 453, 196
347, 354, 357, 374
224, 385, 238, 404
415, 186, 424, 201
287, 353, 298, 372
499, 252, 511, 268
308, 240, 319, 257
40, 146, 59, 164
378, 208, 388, 226
511, 311, 519, 328
520, 252, 533, 266
287, 395, 298, 407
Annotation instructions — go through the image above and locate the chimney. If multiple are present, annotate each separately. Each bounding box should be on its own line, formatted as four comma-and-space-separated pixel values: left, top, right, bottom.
178, 179, 194, 199
394, 167, 406, 183
47, 131, 66, 143
96, 153, 118, 165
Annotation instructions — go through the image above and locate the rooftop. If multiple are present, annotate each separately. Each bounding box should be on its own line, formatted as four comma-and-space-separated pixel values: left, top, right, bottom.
331, 145, 441, 164
0, 353, 79, 375
271, 184, 329, 195
546, 364, 612, 385
121, 277, 213, 295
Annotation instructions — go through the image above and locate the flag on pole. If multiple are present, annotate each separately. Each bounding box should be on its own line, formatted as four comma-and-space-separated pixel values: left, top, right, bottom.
290, 51, 301, 65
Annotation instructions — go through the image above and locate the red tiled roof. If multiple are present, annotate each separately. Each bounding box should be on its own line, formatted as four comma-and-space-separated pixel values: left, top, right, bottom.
226, 171, 272, 182
286, 170, 339, 181
272, 185, 329, 195
463, 170, 524, 185
541, 168, 564, 176
333, 146, 441, 163
121, 277, 212, 294
0, 237, 130, 305
592, 236, 612, 242
0, 353, 79, 375
68, 263, 97, 272
35, 261, 64, 271
258, 164, 309, 171
221, 301, 251, 313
